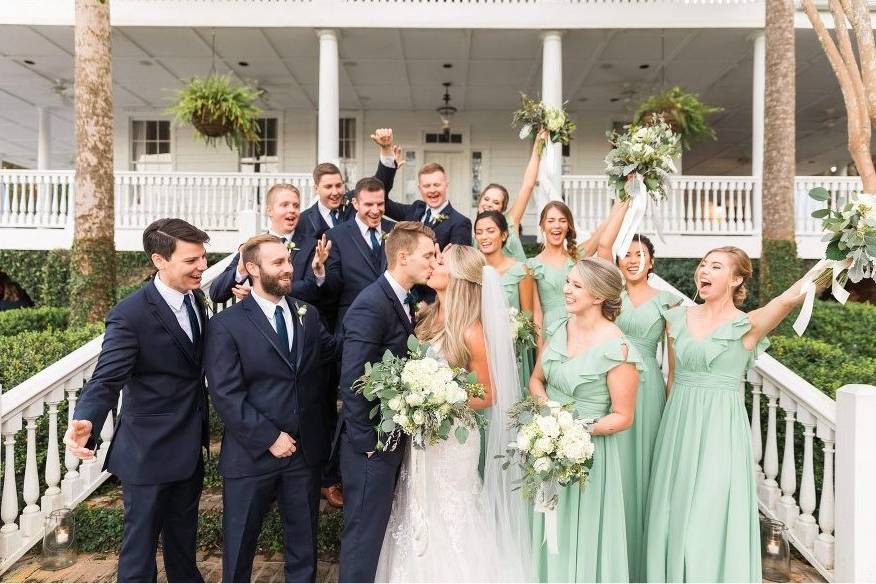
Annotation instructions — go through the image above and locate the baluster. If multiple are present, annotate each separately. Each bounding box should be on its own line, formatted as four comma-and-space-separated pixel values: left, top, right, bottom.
777, 394, 800, 525
41, 392, 64, 514
97, 410, 115, 468
759, 379, 781, 509
814, 423, 835, 570
20, 406, 45, 537
0, 420, 23, 557
61, 380, 84, 503
747, 369, 764, 483
794, 407, 818, 548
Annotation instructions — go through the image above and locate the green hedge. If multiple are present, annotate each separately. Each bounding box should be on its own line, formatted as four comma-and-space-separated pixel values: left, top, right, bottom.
0, 324, 104, 390
0, 306, 70, 337
767, 335, 876, 397
73, 505, 344, 559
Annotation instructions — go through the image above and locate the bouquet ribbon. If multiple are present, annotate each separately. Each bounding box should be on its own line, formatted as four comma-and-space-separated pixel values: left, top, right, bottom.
792, 258, 852, 336
536, 139, 562, 212
410, 445, 430, 557
612, 173, 666, 273
535, 482, 560, 555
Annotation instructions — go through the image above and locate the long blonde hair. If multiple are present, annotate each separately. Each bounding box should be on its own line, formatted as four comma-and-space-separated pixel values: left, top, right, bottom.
415, 245, 484, 368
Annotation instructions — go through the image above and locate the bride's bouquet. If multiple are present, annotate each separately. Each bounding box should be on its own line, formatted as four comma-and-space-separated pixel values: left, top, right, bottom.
793, 188, 876, 335
512, 94, 575, 156
604, 115, 680, 267
508, 307, 537, 351
354, 335, 485, 451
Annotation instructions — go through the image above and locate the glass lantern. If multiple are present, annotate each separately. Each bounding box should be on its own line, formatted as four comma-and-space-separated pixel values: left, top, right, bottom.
42, 508, 77, 570
760, 517, 791, 582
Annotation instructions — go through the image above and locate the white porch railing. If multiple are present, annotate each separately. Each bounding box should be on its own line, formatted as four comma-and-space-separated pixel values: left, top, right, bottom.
650, 274, 876, 583
0, 254, 236, 574
0, 170, 313, 252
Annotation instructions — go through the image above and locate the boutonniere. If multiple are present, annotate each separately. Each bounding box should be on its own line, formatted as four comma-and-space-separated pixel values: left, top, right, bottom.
381, 231, 389, 242
294, 302, 307, 325
432, 213, 449, 224
286, 240, 298, 254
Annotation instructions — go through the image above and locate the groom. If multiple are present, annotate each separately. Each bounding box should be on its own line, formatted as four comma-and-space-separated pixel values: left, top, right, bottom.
337, 221, 437, 582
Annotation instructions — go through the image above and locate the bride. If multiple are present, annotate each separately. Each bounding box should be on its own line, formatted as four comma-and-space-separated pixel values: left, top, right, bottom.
375, 245, 532, 582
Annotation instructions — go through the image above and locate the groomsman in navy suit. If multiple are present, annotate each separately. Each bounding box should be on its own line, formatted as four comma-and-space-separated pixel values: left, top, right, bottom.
337, 221, 437, 583
209, 183, 328, 313
323, 176, 396, 328
204, 234, 339, 583
298, 135, 398, 240
64, 219, 210, 583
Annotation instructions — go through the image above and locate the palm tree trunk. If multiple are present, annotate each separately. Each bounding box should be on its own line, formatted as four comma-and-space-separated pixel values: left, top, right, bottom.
71, 0, 116, 324
761, 0, 801, 301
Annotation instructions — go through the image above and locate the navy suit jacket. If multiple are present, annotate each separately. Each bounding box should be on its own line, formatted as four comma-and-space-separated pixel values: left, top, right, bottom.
208, 230, 322, 306
324, 217, 395, 329
299, 161, 398, 240
383, 196, 472, 249
73, 280, 209, 485
339, 276, 414, 453
204, 294, 339, 478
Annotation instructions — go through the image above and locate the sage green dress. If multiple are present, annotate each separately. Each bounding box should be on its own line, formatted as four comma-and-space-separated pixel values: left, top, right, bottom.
533, 319, 643, 583
503, 220, 527, 262
501, 261, 535, 396
526, 256, 574, 335
614, 289, 681, 582
644, 306, 768, 583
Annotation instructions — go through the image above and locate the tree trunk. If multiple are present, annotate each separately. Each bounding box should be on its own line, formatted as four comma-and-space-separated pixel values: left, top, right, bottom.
761, 0, 801, 301
72, 0, 116, 325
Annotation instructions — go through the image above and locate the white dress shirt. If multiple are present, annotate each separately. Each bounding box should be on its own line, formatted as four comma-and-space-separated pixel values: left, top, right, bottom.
355, 215, 383, 250
423, 200, 449, 223
317, 201, 337, 229
251, 289, 294, 349
383, 271, 411, 322
153, 274, 202, 342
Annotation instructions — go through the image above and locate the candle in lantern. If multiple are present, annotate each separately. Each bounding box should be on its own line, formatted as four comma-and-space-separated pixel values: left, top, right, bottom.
766, 538, 780, 555
55, 527, 69, 545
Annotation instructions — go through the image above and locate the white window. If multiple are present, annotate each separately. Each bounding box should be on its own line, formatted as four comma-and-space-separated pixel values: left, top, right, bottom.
339, 117, 357, 183
240, 117, 279, 173
130, 120, 172, 171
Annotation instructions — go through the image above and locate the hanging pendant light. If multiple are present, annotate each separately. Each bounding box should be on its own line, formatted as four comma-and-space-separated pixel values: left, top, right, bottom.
436, 82, 457, 137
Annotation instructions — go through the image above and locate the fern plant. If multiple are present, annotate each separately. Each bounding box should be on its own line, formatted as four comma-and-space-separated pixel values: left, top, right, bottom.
168, 74, 262, 151
634, 86, 722, 151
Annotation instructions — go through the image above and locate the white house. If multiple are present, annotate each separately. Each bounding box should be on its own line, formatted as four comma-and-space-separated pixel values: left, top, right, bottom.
0, 0, 867, 254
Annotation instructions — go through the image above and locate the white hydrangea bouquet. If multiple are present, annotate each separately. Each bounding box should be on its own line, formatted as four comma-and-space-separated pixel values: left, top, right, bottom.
793, 189, 876, 335
354, 336, 485, 451
502, 397, 595, 554
604, 116, 681, 266
508, 306, 537, 351
512, 93, 576, 156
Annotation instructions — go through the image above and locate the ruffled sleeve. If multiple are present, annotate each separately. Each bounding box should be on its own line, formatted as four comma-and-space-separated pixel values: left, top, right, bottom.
599, 337, 645, 374
524, 257, 545, 281
544, 317, 568, 345
502, 261, 529, 286
663, 305, 687, 343
656, 290, 684, 317
709, 313, 769, 368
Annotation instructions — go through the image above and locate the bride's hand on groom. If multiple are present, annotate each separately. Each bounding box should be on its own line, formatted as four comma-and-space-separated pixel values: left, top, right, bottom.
269, 431, 297, 458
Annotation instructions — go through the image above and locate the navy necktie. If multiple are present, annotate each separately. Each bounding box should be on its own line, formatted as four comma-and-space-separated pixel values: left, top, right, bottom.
423, 208, 432, 225
274, 305, 290, 354
330, 209, 340, 227
183, 294, 200, 345
368, 228, 382, 259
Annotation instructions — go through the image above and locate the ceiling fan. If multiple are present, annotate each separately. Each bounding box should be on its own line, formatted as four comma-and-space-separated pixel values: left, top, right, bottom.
51, 79, 72, 106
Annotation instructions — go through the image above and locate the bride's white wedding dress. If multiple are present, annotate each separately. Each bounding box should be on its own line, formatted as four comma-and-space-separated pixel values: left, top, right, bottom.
375, 345, 512, 583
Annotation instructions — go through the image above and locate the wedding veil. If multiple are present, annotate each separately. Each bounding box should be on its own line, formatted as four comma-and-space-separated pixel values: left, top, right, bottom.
479, 266, 534, 581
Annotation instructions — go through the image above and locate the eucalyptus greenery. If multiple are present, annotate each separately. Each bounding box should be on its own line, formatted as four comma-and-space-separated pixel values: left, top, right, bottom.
168, 74, 262, 151
634, 86, 722, 151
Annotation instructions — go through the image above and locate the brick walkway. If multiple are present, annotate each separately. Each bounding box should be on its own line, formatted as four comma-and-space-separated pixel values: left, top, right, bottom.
2, 552, 338, 583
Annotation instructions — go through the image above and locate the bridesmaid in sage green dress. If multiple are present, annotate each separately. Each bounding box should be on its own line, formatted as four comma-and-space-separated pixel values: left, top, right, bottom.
528, 200, 630, 346
476, 131, 547, 262
595, 233, 681, 582
529, 257, 642, 583
645, 246, 822, 583
474, 210, 535, 395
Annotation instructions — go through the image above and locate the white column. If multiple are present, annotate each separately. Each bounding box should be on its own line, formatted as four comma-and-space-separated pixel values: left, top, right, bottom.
317, 29, 340, 166
538, 31, 564, 209
835, 385, 876, 582
38, 107, 51, 170
752, 31, 765, 179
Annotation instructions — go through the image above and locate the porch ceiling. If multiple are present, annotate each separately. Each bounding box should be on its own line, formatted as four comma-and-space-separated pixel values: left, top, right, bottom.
0, 26, 852, 175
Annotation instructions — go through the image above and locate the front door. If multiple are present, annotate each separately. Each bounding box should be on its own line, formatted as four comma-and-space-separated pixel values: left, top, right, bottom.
423, 150, 470, 216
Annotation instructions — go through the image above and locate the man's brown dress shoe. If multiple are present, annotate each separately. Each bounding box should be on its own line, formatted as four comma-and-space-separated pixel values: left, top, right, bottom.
321, 484, 344, 508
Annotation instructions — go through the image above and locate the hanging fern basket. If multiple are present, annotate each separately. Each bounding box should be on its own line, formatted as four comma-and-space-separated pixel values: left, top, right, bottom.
192, 110, 233, 138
